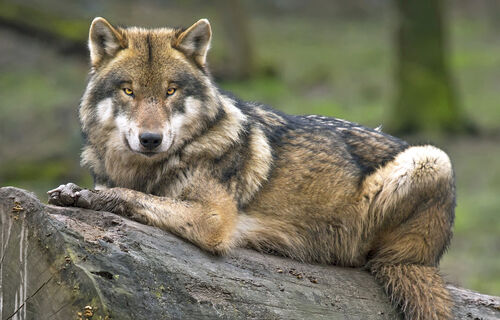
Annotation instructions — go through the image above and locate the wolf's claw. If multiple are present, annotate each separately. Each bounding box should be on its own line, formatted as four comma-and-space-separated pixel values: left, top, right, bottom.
48, 183, 83, 207
74, 190, 93, 208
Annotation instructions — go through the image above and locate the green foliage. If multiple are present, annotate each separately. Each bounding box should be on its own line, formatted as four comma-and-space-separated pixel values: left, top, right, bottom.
438, 139, 500, 295
0, 2, 88, 42
2, 160, 93, 198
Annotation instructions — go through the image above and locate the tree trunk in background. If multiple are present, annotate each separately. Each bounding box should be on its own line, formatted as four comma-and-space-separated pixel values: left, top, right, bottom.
214, 0, 255, 80
391, 0, 467, 135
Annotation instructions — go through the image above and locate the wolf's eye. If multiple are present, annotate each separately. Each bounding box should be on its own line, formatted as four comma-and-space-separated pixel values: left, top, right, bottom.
166, 88, 176, 96
123, 88, 134, 96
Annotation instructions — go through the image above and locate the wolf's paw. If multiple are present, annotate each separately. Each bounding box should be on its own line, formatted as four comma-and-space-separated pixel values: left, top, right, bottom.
47, 183, 94, 208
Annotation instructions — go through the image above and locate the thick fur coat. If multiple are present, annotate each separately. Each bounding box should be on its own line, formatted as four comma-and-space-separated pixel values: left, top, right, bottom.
49, 18, 456, 320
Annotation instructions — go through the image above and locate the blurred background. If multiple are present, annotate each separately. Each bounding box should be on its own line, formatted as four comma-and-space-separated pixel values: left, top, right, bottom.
0, 0, 498, 295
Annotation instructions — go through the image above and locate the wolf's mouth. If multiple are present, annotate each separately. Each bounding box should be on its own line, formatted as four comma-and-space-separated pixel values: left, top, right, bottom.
138, 151, 157, 157
122, 134, 169, 158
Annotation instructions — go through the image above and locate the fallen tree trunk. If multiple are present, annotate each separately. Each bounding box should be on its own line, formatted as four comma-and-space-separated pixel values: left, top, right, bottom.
0, 187, 499, 320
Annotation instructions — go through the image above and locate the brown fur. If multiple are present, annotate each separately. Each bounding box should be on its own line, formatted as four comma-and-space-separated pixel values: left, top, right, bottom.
49, 18, 456, 320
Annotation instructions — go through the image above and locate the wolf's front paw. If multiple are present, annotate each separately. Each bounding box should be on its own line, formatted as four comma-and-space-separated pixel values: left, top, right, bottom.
47, 183, 94, 208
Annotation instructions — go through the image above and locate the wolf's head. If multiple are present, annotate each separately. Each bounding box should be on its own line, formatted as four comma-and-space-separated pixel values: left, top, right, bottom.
81, 17, 222, 160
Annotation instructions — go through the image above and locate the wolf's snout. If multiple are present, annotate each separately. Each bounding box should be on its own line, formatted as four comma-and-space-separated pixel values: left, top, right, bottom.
139, 132, 163, 150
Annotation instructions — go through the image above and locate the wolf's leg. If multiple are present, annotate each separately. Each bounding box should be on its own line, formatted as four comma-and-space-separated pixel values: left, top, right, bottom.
362, 146, 455, 320
48, 182, 239, 254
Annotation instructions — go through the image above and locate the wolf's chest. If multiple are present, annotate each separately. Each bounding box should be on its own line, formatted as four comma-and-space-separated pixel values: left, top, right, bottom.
104, 154, 191, 198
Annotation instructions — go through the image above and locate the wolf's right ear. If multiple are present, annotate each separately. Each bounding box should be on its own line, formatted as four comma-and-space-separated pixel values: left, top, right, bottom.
89, 17, 127, 67
174, 19, 212, 68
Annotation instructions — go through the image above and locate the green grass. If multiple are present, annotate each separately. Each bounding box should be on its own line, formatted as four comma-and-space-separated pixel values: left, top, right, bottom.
220, 18, 394, 129
450, 18, 500, 131
2, 160, 93, 198
439, 138, 500, 295
243, 16, 394, 127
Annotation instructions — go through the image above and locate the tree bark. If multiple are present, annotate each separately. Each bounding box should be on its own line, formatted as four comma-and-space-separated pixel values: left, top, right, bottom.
213, 0, 255, 80
1, 187, 499, 320
391, 0, 469, 135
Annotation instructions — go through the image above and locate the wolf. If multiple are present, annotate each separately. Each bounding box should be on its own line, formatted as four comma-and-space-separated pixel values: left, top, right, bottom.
48, 17, 456, 320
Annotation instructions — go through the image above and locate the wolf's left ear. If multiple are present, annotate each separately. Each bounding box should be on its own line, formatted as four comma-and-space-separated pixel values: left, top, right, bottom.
89, 17, 127, 67
174, 19, 212, 67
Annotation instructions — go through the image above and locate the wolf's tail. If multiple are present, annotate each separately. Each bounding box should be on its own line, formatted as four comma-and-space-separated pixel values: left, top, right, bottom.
371, 264, 452, 320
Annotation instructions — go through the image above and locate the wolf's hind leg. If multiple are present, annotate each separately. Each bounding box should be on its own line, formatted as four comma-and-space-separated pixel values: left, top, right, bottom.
363, 146, 455, 320
368, 200, 455, 320
48, 182, 240, 255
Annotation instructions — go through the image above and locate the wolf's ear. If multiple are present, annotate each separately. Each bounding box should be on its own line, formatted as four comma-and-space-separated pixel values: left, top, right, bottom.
174, 19, 212, 67
89, 17, 126, 67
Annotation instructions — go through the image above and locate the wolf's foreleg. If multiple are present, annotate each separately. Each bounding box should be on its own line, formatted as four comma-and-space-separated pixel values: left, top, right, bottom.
48, 183, 239, 254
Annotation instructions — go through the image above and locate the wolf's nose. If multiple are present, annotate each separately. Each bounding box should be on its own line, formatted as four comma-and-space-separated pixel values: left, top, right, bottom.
139, 132, 163, 150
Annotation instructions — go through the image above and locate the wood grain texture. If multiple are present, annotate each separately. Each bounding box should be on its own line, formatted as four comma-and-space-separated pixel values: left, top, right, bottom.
1, 187, 499, 320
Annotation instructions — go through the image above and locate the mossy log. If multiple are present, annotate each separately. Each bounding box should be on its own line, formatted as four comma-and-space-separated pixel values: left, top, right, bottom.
1, 187, 499, 319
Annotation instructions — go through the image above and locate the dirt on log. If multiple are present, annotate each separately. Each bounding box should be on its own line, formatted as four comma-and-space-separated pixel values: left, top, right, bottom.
0, 187, 499, 320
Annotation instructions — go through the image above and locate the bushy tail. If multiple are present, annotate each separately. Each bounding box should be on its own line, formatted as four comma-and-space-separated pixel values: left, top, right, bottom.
371, 264, 452, 320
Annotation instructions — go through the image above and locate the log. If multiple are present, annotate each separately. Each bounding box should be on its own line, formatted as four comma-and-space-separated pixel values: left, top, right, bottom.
0, 186, 499, 320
